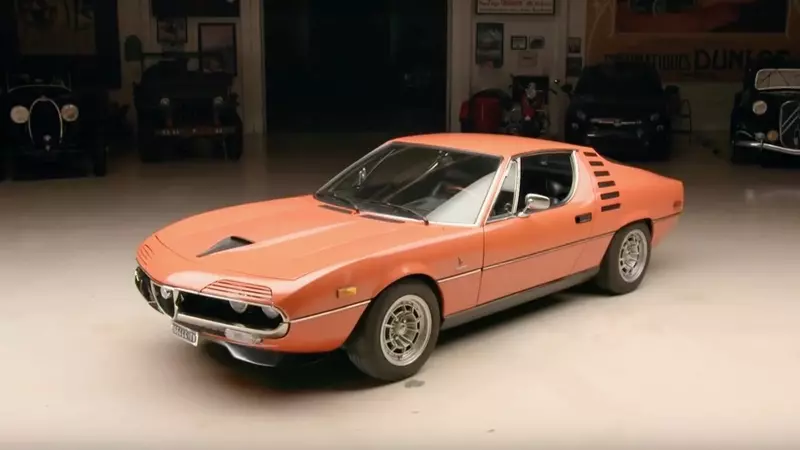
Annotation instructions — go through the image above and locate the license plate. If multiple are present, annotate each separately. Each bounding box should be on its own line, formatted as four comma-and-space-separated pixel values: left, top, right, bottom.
172, 322, 199, 347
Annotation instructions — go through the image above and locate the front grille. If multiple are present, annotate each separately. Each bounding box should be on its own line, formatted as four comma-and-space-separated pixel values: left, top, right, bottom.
29, 98, 62, 148
779, 100, 800, 149
171, 101, 216, 126
134, 267, 160, 313
179, 293, 284, 330
201, 279, 273, 303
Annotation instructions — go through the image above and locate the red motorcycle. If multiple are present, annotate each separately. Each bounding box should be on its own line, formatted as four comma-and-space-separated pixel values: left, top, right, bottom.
459, 75, 556, 138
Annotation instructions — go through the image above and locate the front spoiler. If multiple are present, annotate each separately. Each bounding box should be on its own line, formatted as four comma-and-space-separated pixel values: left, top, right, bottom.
734, 140, 800, 156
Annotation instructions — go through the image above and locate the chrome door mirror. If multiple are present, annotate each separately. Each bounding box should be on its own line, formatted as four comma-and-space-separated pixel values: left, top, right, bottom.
355, 166, 367, 187
519, 193, 551, 217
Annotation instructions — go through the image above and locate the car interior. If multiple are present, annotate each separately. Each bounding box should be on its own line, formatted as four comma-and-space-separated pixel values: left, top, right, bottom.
491, 152, 575, 218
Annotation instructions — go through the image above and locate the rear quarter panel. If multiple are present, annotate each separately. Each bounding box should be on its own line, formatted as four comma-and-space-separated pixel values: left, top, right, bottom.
574, 150, 684, 269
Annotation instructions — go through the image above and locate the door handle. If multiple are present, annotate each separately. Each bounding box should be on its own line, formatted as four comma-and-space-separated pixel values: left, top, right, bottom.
575, 213, 592, 224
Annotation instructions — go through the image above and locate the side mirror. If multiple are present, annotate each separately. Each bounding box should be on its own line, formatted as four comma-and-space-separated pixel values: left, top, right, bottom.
519, 193, 551, 217
560, 83, 574, 94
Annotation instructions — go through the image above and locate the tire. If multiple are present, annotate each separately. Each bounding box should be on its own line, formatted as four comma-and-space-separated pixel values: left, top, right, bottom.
224, 129, 243, 161
137, 118, 162, 163
346, 280, 441, 382
91, 143, 108, 177
594, 222, 652, 295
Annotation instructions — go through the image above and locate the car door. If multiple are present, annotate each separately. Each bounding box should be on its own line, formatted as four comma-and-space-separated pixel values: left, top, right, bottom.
478, 150, 596, 304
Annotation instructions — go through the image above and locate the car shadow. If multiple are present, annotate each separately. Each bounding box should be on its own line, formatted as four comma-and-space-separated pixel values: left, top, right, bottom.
200, 283, 599, 393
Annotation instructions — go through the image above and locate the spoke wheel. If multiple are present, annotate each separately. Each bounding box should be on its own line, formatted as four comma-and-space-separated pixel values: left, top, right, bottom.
379, 295, 432, 367
346, 280, 441, 382
617, 229, 648, 283
594, 222, 652, 295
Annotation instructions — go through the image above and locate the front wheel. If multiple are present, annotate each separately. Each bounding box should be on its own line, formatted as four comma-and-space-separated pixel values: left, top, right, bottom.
594, 222, 652, 295
346, 280, 441, 382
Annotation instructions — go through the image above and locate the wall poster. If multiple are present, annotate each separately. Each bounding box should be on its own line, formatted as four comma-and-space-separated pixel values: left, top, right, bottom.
476, 0, 555, 15
585, 0, 800, 81
475, 22, 504, 68
15, 0, 97, 55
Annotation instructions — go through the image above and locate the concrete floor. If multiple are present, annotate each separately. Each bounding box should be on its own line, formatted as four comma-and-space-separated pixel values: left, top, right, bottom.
2, 134, 800, 449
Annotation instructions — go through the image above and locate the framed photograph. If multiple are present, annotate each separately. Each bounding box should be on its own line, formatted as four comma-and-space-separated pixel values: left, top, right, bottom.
157, 18, 187, 44
567, 36, 582, 54
198, 23, 237, 75
510, 35, 528, 50
475, 22, 504, 68
529, 36, 545, 50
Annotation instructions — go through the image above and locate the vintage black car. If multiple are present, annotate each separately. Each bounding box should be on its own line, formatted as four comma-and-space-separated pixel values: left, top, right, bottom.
133, 56, 243, 162
0, 70, 108, 180
560, 61, 674, 160
730, 57, 800, 165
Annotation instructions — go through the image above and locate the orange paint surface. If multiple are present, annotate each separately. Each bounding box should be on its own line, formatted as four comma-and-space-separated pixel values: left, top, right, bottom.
136, 134, 683, 354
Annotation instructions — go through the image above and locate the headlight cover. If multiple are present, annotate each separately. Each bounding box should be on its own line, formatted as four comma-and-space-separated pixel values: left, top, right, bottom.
159, 98, 171, 107
213, 96, 225, 106
576, 110, 587, 121
61, 104, 79, 122
10, 105, 30, 124
649, 113, 660, 122
752, 100, 767, 115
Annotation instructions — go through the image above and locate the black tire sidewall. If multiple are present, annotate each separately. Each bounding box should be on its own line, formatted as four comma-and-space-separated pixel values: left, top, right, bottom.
348, 281, 441, 382
597, 223, 652, 295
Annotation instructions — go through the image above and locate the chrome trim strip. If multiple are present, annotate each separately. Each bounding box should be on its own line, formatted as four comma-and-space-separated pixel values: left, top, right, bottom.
734, 140, 800, 156
779, 100, 800, 148
438, 268, 482, 283
290, 299, 372, 324
174, 313, 289, 339
27, 97, 64, 144
483, 232, 614, 272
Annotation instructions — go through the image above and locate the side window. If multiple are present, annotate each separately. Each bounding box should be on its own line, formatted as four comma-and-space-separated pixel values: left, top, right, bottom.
488, 160, 519, 220
517, 152, 575, 210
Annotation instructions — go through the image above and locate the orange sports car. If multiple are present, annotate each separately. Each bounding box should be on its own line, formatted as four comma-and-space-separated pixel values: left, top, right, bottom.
134, 133, 683, 382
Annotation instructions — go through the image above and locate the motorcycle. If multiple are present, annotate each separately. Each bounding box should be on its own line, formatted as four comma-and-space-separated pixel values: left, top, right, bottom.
459, 75, 557, 138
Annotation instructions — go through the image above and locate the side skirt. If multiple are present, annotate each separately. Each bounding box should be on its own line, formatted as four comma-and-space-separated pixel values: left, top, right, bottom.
440, 266, 600, 331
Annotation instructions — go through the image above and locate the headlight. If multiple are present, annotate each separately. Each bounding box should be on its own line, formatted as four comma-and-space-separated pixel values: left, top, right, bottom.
576, 110, 587, 121
159, 286, 174, 299
10, 105, 29, 124
752, 100, 767, 115
229, 300, 248, 314
261, 306, 282, 320
159, 98, 171, 107
213, 96, 225, 106
61, 104, 79, 122
649, 113, 660, 122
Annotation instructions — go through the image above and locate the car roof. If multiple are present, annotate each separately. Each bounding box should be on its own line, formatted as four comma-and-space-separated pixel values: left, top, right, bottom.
391, 133, 582, 158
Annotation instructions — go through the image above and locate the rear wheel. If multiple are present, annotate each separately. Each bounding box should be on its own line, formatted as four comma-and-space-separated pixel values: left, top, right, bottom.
346, 280, 441, 382
594, 222, 652, 295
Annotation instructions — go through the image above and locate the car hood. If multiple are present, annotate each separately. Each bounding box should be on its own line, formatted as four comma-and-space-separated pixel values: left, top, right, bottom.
155, 195, 444, 281
570, 95, 666, 119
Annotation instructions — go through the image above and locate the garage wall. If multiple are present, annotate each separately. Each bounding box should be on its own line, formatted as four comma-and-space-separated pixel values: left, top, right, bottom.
449, 0, 571, 135
112, 0, 265, 133
448, 0, 741, 134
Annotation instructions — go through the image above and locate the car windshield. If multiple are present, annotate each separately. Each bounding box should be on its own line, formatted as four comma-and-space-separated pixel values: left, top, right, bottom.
317, 143, 502, 225
7, 73, 67, 90
575, 64, 662, 96
754, 68, 800, 90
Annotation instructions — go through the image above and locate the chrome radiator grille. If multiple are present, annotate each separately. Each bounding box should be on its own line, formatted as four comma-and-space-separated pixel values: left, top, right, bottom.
779, 100, 800, 149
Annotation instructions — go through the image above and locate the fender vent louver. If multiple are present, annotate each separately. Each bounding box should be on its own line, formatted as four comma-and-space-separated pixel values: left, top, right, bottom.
197, 236, 254, 257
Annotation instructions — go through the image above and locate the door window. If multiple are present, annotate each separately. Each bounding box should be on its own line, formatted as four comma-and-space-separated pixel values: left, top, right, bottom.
488, 160, 519, 221
517, 152, 576, 211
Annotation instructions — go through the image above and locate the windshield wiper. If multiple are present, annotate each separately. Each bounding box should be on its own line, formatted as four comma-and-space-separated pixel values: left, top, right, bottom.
314, 191, 360, 213
360, 200, 429, 225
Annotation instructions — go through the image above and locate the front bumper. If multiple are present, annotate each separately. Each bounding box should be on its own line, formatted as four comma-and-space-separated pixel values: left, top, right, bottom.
155, 125, 236, 137
134, 265, 369, 366
733, 140, 800, 156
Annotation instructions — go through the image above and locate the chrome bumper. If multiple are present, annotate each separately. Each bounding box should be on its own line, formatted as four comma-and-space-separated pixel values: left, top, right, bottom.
175, 313, 289, 340
734, 140, 800, 156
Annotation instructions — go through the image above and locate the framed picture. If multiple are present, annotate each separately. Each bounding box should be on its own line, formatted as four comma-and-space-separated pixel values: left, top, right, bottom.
476, 0, 555, 15
198, 23, 237, 75
475, 22, 504, 68
567, 36, 582, 54
510, 35, 527, 50
157, 18, 187, 44
529, 36, 545, 50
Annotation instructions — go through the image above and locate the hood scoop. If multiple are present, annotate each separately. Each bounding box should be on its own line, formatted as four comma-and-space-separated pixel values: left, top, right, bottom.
197, 236, 254, 257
